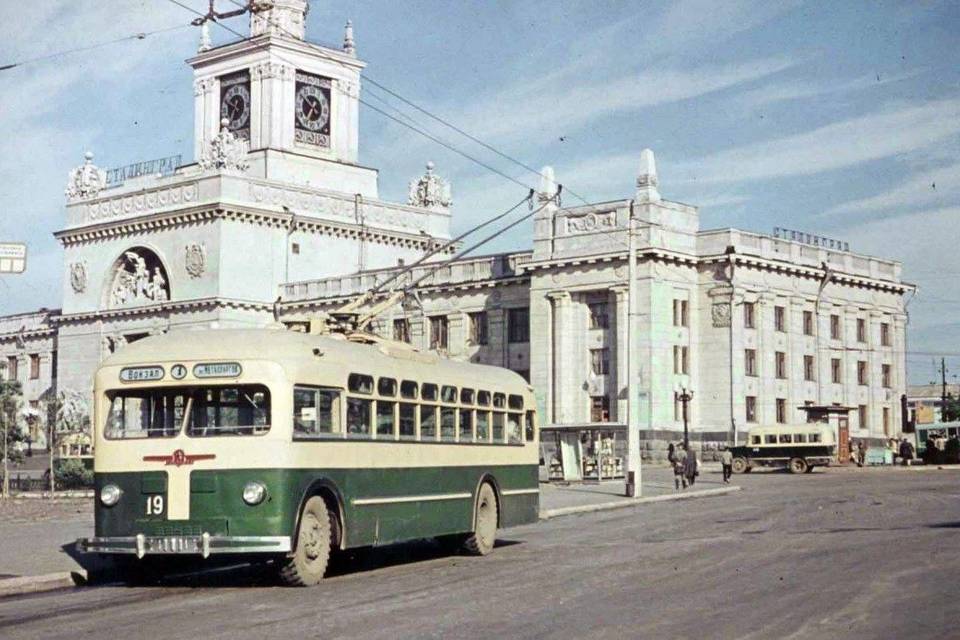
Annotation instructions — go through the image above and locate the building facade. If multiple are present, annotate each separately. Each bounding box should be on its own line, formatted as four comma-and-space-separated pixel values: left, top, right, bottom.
0, 1, 913, 456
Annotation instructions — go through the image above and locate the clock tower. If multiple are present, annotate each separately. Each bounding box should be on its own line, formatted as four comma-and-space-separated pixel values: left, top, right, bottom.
188, 0, 374, 195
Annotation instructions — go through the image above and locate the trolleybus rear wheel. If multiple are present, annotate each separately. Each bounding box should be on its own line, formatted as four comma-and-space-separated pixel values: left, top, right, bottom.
731, 457, 748, 474
280, 496, 333, 586
789, 457, 809, 474
464, 483, 498, 556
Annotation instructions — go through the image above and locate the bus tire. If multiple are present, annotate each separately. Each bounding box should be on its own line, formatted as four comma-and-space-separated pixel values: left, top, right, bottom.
789, 457, 808, 474
280, 496, 333, 586
731, 457, 748, 474
463, 482, 498, 556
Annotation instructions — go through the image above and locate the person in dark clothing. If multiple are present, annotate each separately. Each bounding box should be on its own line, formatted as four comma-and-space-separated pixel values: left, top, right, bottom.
857, 441, 866, 467
719, 446, 733, 483
683, 445, 698, 487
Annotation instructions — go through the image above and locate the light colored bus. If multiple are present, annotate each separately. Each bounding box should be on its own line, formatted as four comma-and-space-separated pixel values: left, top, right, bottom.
78, 327, 539, 585
729, 424, 836, 474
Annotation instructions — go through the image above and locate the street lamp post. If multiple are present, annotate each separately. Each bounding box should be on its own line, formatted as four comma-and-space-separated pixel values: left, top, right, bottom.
675, 388, 694, 450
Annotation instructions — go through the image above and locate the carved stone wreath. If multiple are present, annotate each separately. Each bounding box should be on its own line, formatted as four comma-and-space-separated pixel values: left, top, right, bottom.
185, 242, 206, 278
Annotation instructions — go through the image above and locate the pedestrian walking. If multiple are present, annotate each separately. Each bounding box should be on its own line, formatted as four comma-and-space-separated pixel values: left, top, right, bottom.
684, 444, 699, 488
857, 440, 866, 467
719, 446, 733, 483
673, 443, 687, 490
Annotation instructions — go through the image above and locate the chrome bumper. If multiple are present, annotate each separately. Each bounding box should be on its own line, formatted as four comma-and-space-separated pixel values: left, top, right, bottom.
77, 534, 291, 559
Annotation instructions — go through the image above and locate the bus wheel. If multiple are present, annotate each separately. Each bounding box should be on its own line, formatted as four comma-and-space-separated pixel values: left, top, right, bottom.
731, 457, 748, 474
464, 483, 498, 556
789, 458, 808, 474
280, 496, 332, 586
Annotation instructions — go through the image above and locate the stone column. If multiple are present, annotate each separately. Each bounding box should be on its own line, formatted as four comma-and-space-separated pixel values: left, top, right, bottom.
611, 286, 629, 424
547, 291, 571, 424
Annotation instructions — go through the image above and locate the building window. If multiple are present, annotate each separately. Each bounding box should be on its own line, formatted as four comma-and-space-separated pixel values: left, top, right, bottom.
776, 398, 787, 424
745, 349, 758, 377
590, 396, 610, 423
590, 348, 610, 375
393, 318, 410, 344
882, 364, 891, 388
673, 299, 689, 327
429, 316, 448, 350
588, 302, 609, 329
743, 302, 755, 329
803, 311, 814, 336
29, 354, 40, 380
5, 356, 16, 381
774, 306, 786, 332
881, 322, 891, 347
507, 307, 529, 343
858, 404, 868, 430
857, 360, 868, 386
831, 358, 842, 384
830, 314, 841, 340
673, 345, 689, 375
745, 396, 757, 423
469, 311, 488, 345
775, 352, 787, 379
857, 318, 867, 343
804, 355, 815, 382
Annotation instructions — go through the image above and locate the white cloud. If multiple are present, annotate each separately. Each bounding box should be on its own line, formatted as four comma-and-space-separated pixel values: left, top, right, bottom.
674, 98, 960, 183
827, 162, 960, 215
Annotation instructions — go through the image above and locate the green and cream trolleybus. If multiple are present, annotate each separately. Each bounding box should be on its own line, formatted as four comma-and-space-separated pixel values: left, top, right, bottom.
78, 327, 539, 585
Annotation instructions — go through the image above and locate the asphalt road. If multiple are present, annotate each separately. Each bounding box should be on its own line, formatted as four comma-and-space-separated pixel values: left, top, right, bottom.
1, 468, 958, 640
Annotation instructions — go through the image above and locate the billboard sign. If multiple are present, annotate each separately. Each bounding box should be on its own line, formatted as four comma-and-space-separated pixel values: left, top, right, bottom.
0, 243, 26, 274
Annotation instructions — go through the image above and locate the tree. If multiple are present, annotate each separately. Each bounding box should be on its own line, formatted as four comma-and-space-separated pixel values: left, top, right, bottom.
0, 378, 27, 498
44, 389, 92, 493
943, 393, 960, 423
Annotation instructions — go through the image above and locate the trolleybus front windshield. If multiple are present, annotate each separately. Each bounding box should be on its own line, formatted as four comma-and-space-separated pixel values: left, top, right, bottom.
105, 385, 271, 439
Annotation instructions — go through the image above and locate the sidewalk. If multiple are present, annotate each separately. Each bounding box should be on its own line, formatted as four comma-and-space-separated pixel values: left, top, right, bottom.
540, 463, 738, 516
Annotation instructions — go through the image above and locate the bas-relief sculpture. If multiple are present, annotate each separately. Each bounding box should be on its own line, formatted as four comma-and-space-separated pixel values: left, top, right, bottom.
109, 251, 169, 308
565, 211, 616, 234
199, 119, 250, 173
408, 162, 452, 210
185, 243, 207, 278
69, 261, 88, 293
712, 302, 732, 328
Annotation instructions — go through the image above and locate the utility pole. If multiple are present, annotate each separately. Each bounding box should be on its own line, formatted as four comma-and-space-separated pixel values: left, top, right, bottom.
1, 405, 7, 499
941, 358, 948, 422
675, 388, 694, 450
625, 203, 641, 497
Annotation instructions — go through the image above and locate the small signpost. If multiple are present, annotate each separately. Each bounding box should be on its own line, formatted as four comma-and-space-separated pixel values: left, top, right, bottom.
0, 243, 26, 274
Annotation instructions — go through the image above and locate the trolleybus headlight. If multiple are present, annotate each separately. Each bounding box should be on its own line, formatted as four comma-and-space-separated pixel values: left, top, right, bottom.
100, 484, 122, 507
242, 481, 267, 505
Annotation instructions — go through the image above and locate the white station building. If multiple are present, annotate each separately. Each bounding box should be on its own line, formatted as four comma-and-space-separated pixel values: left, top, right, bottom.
0, 0, 913, 456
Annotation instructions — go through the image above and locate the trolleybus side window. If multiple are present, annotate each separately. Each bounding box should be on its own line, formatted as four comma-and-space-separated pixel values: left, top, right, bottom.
106, 389, 186, 439
459, 407, 474, 442
525, 410, 535, 442
441, 406, 457, 441
751, 435, 761, 445
399, 402, 416, 439
400, 380, 418, 399
794, 433, 807, 443
378, 377, 397, 397
422, 383, 438, 402
809, 432, 822, 443
508, 394, 524, 411
507, 412, 522, 443
293, 386, 340, 438
376, 399, 396, 438
477, 409, 490, 441
460, 388, 475, 405
348, 374, 374, 394
441, 385, 457, 403
492, 411, 505, 442
765, 434, 777, 444
477, 390, 491, 406
346, 397, 371, 436
493, 392, 506, 409
420, 403, 437, 440
779, 433, 792, 444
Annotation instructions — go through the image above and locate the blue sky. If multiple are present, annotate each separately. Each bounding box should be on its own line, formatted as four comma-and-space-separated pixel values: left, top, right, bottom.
1, 0, 958, 384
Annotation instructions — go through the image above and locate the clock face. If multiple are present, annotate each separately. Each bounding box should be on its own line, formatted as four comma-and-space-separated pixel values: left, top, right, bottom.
221, 83, 251, 131
295, 84, 330, 132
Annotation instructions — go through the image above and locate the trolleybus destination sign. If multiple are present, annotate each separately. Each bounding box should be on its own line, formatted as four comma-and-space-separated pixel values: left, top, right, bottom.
193, 362, 242, 378
119, 366, 165, 382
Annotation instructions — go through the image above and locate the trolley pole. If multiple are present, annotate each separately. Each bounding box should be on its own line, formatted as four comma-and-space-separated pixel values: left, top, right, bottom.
625, 204, 641, 497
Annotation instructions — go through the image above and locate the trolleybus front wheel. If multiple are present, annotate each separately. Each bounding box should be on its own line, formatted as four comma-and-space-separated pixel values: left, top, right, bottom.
463, 483, 498, 556
731, 457, 748, 474
280, 496, 333, 586
788, 457, 809, 474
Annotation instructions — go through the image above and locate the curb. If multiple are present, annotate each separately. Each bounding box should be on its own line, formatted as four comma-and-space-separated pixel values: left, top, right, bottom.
0, 571, 86, 599
539, 485, 742, 520
4, 491, 94, 499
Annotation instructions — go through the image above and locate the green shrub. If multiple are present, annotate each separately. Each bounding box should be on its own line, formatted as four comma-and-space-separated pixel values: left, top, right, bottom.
55, 458, 94, 489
